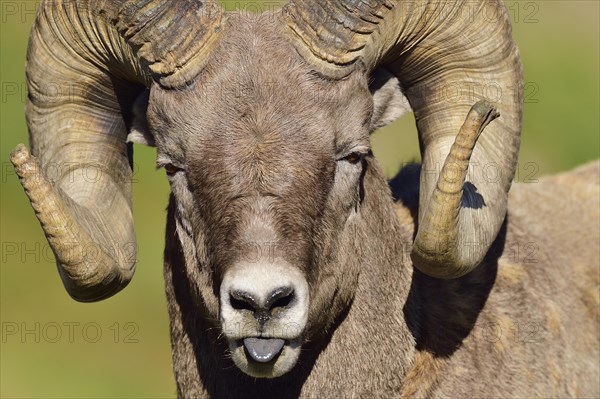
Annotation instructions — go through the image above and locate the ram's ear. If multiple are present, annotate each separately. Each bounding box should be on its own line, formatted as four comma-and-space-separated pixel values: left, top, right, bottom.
369, 68, 411, 133
127, 90, 155, 146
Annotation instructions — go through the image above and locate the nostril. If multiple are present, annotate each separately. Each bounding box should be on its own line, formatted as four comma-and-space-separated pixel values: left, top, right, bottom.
228, 287, 295, 317
267, 287, 294, 311
271, 292, 294, 309
229, 291, 257, 313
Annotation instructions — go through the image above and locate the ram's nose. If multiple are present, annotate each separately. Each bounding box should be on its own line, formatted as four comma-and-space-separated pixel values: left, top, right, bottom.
220, 262, 309, 340
228, 286, 295, 325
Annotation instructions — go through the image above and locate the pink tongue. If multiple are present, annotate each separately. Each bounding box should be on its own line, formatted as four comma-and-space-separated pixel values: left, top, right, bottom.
243, 338, 285, 363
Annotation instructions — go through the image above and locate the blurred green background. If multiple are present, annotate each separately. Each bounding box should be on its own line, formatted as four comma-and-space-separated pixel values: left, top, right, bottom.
1, 1, 598, 398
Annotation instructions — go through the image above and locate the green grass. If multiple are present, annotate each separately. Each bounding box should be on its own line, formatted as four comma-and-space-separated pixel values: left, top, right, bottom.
1, 1, 598, 398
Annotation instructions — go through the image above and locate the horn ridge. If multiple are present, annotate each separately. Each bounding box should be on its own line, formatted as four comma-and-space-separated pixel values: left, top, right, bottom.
283, 0, 393, 76
115, 0, 224, 87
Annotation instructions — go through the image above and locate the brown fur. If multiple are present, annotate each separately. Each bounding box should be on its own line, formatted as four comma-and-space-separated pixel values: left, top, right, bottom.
147, 12, 600, 398
23, 2, 599, 396
164, 156, 600, 398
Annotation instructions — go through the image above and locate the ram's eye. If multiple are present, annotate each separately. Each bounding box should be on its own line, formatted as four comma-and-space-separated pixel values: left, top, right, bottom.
164, 163, 182, 175
341, 152, 363, 164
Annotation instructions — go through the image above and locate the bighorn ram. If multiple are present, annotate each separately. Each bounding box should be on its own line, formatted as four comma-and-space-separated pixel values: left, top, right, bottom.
11, 0, 599, 397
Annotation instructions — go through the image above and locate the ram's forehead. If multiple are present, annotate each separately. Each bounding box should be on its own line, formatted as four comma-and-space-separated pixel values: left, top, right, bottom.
149, 12, 373, 159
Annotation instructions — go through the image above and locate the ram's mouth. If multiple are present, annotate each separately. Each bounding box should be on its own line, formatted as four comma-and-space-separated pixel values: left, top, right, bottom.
228, 337, 302, 378
243, 337, 286, 363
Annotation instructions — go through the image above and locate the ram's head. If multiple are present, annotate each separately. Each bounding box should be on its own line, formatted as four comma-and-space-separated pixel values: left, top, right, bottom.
12, 0, 521, 378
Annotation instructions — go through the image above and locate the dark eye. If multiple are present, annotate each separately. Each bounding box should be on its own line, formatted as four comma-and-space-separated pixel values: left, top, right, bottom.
164, 163, 183, 176
341, 152, 363, 164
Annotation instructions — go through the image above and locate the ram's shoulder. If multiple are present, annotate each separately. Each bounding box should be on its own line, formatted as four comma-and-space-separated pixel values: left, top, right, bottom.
508, 160, 599, 216
546, 159, 599, 189
504, 160, 599, 282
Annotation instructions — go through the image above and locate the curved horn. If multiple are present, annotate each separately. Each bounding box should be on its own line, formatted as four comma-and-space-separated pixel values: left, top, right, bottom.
12, 0, 223, 301
284, 0, 523, 278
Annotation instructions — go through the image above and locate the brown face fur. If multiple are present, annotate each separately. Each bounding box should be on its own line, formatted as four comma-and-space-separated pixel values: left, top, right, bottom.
147, 13, 375, 354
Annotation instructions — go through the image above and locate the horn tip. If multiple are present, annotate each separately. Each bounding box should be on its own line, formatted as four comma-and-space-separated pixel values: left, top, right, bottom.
472, 100, 500, 121
10, 144, 32, 167
10, 143, 35, 171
